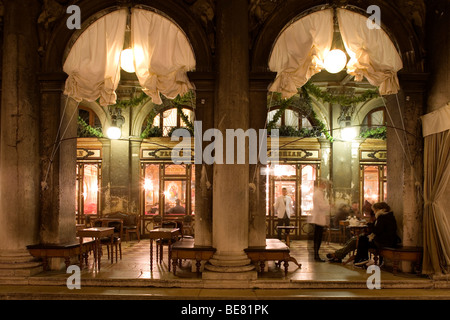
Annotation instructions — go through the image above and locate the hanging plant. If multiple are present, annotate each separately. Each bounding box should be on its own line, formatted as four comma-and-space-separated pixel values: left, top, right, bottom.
77, 116, 103, 138
360, 126, 387, 140
303, 81, 380, 106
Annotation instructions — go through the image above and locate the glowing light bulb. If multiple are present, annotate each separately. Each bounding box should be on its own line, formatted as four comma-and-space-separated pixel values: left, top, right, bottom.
107, 126, 122, 140
324, 49, 347, 74
120, 48, 135, 73
341, 127, 357, 141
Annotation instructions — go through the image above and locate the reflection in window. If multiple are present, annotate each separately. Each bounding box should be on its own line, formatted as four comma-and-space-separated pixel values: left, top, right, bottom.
144, 164, 160, 215
363, 165, 379, 204
164, 180, 187, 215
301, 165, 316, 215
76, 163, 100, 218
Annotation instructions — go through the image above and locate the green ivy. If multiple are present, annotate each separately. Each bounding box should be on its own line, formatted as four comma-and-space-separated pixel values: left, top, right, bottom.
360, 126, 387, 140
77, 116, 103, 138
303, 81, 379, 106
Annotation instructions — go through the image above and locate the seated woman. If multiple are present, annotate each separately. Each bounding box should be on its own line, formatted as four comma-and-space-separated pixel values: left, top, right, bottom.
353, 201, 400, 266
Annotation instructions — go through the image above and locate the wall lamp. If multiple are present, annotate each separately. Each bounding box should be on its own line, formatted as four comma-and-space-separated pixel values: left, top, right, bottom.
107, 107, 125, 140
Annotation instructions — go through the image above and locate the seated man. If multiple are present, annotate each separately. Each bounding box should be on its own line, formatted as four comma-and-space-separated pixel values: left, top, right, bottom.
326, 210, 376, 263
333, 203, 351, 229
168, 199, 186, 214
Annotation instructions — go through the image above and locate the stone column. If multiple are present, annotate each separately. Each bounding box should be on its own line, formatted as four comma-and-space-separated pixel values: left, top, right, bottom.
39, 73, 77, 246
130, 138, 143, 214
387, 73, 428, 271
0, 0, 43, 276
188, 72, 215, 247
203, 0, 256, 279
248, 72, 276, 247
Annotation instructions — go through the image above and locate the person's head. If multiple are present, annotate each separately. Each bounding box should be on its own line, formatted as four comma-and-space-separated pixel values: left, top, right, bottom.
351, 202, 359, 210
372, 202, 391, 213
281, 188, 287, 196
175, 199, 182, 206
318, 179, 328, 189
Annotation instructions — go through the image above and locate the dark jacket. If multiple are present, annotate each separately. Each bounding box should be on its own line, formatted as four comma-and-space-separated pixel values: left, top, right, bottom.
373, 211, 399, 248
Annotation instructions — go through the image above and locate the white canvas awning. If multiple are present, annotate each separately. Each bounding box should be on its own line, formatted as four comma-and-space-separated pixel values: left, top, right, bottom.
63, 9, 196, 106
268, 9, 334, 98
422, 103, 450, 137
337, 9, 403, 95
268, 8, 403, 98
63, 10, 127, 106
131, 9, 196, 105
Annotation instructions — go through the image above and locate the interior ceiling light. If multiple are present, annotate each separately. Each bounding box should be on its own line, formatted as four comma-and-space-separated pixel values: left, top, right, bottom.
324, 9, 348, 74
324, 49, 347, 74
120, 48, 135, 73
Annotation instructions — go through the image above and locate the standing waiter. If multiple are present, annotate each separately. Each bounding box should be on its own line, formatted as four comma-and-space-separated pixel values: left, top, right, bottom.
274, 187, 293, 240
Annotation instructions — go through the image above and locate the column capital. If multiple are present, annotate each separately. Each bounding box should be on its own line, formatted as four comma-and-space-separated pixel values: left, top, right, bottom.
398, 72, 430, 94
38, 72, 67, 94
187, 71, 215, 92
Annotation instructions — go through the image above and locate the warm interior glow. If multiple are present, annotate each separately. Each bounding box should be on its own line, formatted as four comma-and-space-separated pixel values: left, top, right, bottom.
107, 126, 122, 140
144, 178, 153, 191
120, 48, 135, 73
324, 49, 347, 74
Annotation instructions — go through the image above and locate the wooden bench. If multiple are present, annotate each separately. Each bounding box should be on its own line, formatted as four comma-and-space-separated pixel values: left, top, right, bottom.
245, 238, 301, 276
370, 246, 423, 275
27, 238, 95, 271
171, 238, 216, 275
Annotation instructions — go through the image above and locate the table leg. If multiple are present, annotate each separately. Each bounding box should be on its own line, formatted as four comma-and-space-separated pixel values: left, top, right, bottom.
260, 261, 265, 273
196, 260, 201, 273
79, 237, 84, 269
284, 260, 289, 276
168, 241, 172, 272
150, 239, 153, 271
97, 238, 102, 271
286, 233, 291, 247
110, 235, 114, 264
172, 258, 177, 275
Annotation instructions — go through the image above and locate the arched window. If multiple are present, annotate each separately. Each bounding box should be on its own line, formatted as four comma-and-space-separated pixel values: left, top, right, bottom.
152, 107, 194, 136
78, 106, 103, 137
267, 107, 314, 130
362, 107, 386, 129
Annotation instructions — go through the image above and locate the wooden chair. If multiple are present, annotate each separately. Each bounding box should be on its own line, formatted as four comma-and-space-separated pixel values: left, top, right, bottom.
93, 219, 123, 262
182, 215, 194, 238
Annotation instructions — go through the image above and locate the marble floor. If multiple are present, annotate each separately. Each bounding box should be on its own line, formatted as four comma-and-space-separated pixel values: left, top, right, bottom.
1, 239, 449, 300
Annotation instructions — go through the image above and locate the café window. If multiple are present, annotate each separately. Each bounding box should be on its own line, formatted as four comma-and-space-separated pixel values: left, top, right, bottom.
152, 107, 194, 136
361, 164, 387, 207
76, 162, 101, 222
142, 163, 195, 217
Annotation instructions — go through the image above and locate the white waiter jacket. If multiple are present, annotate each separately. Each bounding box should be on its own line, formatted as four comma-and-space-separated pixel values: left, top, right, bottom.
274, 195, 293, 219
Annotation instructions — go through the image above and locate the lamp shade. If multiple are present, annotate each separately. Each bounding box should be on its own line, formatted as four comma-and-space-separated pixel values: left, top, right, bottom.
324, 49, 347, 74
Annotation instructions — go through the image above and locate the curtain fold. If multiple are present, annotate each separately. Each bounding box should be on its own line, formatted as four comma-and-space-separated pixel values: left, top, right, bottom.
337, 9, 403, 95
422, 130, 450, 274
268, 9, 334, 99
132, 8, 196, 105
63, 10, 127, 106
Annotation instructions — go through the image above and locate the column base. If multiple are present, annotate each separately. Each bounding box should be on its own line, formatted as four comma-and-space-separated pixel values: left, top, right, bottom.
203, 252, 257, 280
0, 249, 43, 277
